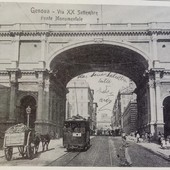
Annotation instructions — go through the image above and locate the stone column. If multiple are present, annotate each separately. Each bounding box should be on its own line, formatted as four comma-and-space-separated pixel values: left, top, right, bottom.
35, 69, 45, 122
148, 75, 156, 136
11, 33, 20, 68
44, 76, 51, 122
151, 33, 158, 61
7, 69, 19, 122
39, 34, 46, 68
155, 71, 164, 134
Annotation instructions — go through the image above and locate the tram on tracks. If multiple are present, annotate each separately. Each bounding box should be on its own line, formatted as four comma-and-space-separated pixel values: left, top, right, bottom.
63, 115, 90, 151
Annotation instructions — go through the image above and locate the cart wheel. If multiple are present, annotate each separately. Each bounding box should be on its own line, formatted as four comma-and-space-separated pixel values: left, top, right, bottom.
18, 146, 25, 157
83, 145, 88, 152
66, 147, 71, 152
4, 147, 13, 161
26, 145, 34, 159
87, 141, 91, 148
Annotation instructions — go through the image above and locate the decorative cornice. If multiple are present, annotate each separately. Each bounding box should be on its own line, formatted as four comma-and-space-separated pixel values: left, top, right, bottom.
162, 70, 170, 75
1, 29, 170, 37
21, 70, 35, 75
0, 70, 8, 76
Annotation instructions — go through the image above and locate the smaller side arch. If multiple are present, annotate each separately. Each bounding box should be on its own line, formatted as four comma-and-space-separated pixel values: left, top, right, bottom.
17, 92, 38, 107
16, 93, 37, 128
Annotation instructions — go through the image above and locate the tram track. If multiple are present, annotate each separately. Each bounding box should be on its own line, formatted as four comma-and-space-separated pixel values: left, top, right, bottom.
108, 137, 113, 166
46, 152, 70, 166
91, 137, 105, 166
48, 137, 95, 166
47, 136, 117, 167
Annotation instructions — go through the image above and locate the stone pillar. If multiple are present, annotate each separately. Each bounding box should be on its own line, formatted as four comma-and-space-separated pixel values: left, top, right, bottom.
39, 34, 46, 68
7, 69, 19, 122
44, 76, 51, 122
36, 70, 44, 121
148, 74, 156, 136
155, 71, 164, 134
11, 34, 20, 68
151, 33, 158, 61
35, 69, 46, 134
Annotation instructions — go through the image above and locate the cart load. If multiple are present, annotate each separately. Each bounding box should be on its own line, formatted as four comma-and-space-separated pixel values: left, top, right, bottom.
4, 123, 31, 147
3, 123, 35, 161
5, 123, 30, 134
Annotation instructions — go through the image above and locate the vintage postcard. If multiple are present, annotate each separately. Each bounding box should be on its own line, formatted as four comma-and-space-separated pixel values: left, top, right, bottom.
0, 0, 170, 168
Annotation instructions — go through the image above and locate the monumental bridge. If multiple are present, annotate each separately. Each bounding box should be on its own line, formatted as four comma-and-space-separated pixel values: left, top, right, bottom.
0, 22, 170, 138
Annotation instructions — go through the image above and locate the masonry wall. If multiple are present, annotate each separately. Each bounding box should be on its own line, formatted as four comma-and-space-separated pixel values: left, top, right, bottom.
123, 102, 137, 134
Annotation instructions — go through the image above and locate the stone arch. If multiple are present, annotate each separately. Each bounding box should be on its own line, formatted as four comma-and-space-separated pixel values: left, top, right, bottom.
46, 39, 151, 137
17, 92, 38, 106
47, 40, 151, 70
17, 94, 37, 128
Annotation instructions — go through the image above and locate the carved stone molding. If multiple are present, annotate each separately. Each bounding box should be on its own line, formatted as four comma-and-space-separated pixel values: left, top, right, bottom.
6, 68, 20, 82
38, 81, 44, 88
1, 29, 170, 37
148, 80, 155, 88
155, 80, 161, 87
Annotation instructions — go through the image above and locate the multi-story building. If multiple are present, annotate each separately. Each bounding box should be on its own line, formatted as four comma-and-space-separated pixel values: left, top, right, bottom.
92, 102, 98, 132
111, 80, 137, 134
97, 113, 112, 132
66, 80, 94, 124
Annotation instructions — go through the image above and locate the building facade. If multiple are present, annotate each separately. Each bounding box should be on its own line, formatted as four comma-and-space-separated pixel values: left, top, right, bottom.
111, 80, 137, 134
66, 79, 94, 122
92, 102, 98, 132
122, 102, 137, 135
97, 113, 111, 132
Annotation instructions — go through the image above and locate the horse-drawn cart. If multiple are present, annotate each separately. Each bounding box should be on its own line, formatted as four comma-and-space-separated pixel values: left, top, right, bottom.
3, 123, 35, 161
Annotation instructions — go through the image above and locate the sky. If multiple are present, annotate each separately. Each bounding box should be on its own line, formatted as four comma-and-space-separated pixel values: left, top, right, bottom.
72, 72, 130, 123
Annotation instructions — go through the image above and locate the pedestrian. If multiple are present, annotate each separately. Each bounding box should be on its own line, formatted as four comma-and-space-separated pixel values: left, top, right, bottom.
158, 131, 162, 144
145, 132, 148, 142
122, 132, 126, 144
125, 147, 132, 166
148, 133, 152, 143
136, 133, 140, 143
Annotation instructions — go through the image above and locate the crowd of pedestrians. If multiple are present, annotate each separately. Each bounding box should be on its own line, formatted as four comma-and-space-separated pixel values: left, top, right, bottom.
134, 131, 153, 143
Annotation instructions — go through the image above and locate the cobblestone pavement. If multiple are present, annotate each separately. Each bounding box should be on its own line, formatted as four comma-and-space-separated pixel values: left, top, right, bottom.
128, 141, 170, 167
1, 136, 170, 167
50, 136, 131, 167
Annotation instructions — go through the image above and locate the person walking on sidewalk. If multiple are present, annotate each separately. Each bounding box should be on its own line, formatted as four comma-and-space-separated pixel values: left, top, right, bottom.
136, 133, 140, 143
148, 133, 152, 143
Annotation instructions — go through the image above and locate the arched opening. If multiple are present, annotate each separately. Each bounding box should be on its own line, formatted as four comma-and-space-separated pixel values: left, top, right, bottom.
49, 43, 149, 136
50, 43, 148, 87
163, 96, 170, 138
19, 95, 37, 128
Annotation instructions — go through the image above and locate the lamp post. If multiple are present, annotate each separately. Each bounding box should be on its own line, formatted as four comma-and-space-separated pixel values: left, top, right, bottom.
26, 106, 31, 128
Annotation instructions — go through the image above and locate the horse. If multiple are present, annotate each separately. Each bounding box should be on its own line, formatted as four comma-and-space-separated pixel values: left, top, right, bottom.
40, 134, 51, 151
33, 133, 51, 153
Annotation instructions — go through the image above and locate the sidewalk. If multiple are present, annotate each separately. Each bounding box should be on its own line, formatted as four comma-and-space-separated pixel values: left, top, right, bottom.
0, 136, 95, 166
127, 136, 170, 161
0, 138, 67, 166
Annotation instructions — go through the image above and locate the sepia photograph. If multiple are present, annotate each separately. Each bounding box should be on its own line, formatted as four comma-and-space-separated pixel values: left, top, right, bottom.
0, 0, 170, 167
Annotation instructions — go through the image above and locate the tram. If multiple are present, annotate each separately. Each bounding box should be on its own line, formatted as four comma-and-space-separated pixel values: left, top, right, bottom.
63, 115, 90, 151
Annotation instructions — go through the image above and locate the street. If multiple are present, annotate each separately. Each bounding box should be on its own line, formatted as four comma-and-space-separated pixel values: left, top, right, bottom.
1, 136, 170, 167
49, 136, 170, 167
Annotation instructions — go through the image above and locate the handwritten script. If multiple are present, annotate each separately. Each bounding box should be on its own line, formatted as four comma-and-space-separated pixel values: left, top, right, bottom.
77, 72, 127, 82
